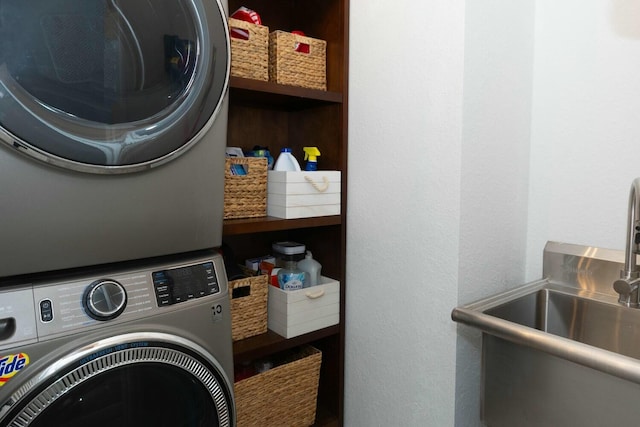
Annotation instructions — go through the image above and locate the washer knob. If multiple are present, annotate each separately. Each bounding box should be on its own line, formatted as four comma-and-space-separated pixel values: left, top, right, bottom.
83, 279, 127, 321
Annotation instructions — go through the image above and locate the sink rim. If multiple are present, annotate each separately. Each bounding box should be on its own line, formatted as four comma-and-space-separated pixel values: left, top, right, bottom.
452, 279, 640, 385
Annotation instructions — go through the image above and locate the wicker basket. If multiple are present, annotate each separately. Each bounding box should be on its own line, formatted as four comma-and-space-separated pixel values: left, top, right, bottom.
269, 31, 327, 90
229, 18, 269, 81
235, 346, 322, 427
224, 157, 267, 219
229, 269, 268, 341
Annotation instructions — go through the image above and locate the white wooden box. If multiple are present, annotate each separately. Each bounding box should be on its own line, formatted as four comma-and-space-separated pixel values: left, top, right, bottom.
267, 170, 341, 219
268, 276, 340, 338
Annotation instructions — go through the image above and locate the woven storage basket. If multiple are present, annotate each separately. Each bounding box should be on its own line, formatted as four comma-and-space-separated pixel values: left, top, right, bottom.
228, 269, 268, 341
235, 346, 322, 427
269, 31, 327, 90
229, 17, 269, 81
224, 157, 267, 219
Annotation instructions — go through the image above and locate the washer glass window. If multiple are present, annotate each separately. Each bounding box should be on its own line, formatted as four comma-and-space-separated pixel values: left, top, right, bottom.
0, 0, 229, 171
3, 342, 234, 427
30, 364, 222, 426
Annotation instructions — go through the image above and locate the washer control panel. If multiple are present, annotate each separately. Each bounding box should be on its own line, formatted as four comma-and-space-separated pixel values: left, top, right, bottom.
0, 253, 227, 345
152, 261, 219, 306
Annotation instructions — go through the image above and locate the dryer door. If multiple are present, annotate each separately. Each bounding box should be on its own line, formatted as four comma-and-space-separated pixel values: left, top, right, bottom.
0, 0, 229, 173
0, 333, 235, 426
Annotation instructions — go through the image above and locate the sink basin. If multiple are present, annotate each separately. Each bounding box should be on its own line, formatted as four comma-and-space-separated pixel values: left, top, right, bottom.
453, 279, 640, 381
486, 287, 640, 359
452, 241, 640, 427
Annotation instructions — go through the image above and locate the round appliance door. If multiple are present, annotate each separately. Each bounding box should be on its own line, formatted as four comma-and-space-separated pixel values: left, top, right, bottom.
0, 333, 235, 427
0, 0, 229, 173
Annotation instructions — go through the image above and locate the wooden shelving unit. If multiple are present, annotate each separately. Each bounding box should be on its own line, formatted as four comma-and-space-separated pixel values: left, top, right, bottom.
225, 0, 348, 425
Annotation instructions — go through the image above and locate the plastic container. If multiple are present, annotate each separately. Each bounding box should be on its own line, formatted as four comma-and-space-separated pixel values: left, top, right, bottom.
273, 148, 301, 171
297, 251, 322, 287
277, 257, 306, 290
272, 241, 306, 290
272, 241, 306, 266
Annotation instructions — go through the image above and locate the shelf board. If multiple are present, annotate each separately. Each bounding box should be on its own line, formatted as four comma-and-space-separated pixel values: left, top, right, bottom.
223, 215, 341, 235
230, 77, 342, 109
313, 408, 340, 427
233, 325, 340, 362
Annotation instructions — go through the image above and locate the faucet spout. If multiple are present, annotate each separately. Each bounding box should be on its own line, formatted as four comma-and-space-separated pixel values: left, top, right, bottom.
622, 178, 640, 278
615, 177, 640, 306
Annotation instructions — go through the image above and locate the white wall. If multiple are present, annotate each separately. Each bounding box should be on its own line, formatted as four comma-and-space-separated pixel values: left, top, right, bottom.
527, 0, 640, 279
346, 0, 464, 425
347, 0, 640, 426
456, 2, 535, 425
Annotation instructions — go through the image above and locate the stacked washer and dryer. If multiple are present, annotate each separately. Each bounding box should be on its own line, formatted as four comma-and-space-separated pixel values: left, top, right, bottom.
0, 0, 235, 425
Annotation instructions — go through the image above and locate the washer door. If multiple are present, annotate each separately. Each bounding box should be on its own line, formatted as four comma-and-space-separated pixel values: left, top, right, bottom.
0, 333, 235, 427
0, 0, 229, 173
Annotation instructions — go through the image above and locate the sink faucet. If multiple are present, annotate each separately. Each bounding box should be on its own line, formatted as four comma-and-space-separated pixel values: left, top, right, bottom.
613, 177, 640, 307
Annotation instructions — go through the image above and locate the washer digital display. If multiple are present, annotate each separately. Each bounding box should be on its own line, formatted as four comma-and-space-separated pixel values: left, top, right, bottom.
152, 261, 219, 306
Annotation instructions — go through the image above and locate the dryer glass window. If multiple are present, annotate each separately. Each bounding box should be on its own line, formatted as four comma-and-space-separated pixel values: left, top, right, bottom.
0, 0, 229, 170
30, 364, 223, 426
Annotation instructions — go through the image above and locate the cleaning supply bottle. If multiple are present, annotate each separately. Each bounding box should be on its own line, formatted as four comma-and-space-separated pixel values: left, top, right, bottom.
303, 147, 321, 171
297, 251, 322, 287
277, 256, 306, 290
273, 148, 301, 171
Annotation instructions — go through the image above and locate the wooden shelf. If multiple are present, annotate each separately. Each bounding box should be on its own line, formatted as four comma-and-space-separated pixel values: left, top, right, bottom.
233, 325, 340, 362
226, 1, 347, 423
230, 77, 342, 110
223, 215, 341, 235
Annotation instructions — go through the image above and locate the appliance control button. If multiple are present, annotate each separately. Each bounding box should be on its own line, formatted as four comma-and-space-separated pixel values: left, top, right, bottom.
39, 299, 53, 322
83, 279, 127, 321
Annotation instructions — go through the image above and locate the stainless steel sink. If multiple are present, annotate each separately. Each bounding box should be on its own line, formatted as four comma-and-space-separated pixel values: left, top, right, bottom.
452, 242, 640, 427
486, 284, 640, 360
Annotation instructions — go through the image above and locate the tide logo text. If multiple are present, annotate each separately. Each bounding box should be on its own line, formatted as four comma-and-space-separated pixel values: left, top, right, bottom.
0, 353, 29, 386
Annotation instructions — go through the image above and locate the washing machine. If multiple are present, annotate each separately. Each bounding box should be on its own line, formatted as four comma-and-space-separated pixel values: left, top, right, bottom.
0, 0, 231, 278
0, 250, 235, 426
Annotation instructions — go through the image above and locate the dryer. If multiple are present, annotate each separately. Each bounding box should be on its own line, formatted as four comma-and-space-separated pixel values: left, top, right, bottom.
0, 250, 235, 426
0, 0, 231, 278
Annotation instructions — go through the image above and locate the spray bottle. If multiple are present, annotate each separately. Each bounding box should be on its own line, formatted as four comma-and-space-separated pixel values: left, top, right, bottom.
303, 147, 321, 171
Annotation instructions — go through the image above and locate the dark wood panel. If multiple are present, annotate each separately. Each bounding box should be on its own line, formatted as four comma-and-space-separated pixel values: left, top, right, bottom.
291, 0, 344, 92
227, 0, 340, 41
313, 334, 343, 426
314, 412, 340, 427
233, 326, 340, 362
228, 0, 295, 35
227, 0, 344, 92
230, 77, 342, 109
227, 103, 288, 150
227, 103, 342, 171
223, 215, 341, 235
226, 1, 348, 425
289, 105, 343, 171
284, 226, 342, 279
223, 224, 342, 279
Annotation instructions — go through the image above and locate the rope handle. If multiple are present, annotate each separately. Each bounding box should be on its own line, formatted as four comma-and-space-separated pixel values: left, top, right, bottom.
305, 289, 325, 299
304, 175, 330, 192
